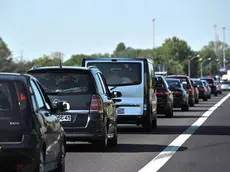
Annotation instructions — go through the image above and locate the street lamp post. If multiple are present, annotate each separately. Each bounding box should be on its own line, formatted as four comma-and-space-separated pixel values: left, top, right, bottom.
188, 54, 200, 77
152, 18, 155, 49
200, 57, 211, 77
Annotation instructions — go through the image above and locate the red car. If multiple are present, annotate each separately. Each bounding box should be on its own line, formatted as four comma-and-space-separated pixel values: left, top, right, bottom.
190, 79, 199, 104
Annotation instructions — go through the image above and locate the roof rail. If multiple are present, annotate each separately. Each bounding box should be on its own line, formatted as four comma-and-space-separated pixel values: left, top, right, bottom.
31, 66, 40, 70
87, 65, 98, 70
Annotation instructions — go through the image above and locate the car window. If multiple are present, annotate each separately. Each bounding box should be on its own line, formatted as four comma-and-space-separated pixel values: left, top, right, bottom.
0, 81, 18, 119
156, 77, 166, 90
30, 80, 46, 110
87, 62, 142, 86
98, 73, 111, 97
166, 80, 181, 88
193, 80, 203, 86
28, 69, 96, 94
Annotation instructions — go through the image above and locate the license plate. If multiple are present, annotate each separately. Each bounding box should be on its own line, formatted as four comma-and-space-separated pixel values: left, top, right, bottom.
117, 108, 125, 114
56, 115, 71, 122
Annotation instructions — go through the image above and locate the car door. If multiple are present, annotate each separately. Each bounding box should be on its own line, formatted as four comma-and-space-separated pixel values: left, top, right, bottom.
97, 73, 116, 133
30, 79, 58, 163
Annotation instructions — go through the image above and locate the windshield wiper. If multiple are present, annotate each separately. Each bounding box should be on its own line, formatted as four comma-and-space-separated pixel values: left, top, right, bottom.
110, 82, 139, 91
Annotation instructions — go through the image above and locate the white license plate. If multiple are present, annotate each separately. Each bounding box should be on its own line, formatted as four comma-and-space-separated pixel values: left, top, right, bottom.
117, 108, 125, 114
56, 115, 71, 122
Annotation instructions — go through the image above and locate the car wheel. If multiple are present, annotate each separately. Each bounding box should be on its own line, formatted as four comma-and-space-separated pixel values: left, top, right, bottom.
203, 96, 208, 101
92, 124, 108, 151
165, 106, 173, 118
152, 118, 157, 130
181, 103, 189, 111
195, 98, 199, 104
108, 126, 118, 148
208, 94, 211, 99
53, 144, 65, 172
34, 149, 45, 172
215, 92, 218, 96
143, 114, 152, 132
189, 100, 194, 107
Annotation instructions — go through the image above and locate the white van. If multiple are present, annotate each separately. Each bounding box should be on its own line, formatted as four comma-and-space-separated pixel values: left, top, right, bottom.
82, 58, 157, 132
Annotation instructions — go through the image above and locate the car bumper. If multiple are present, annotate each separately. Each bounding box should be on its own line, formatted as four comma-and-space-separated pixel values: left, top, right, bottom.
173, 96, 186, 108
64, 113, 106, 142
199, 91, 205, 98
0, 135, 38, 171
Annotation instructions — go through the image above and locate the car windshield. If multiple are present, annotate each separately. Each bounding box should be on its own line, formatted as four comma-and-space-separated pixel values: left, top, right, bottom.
29, 70, 95, 94
167, 77, 190, 88
193, 80, 202, 86
166, 80, 181, 88
87, 62, 142, 86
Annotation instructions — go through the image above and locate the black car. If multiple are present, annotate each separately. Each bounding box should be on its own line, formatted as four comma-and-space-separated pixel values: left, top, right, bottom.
192, 78, 208, 101
166, 78, 189, 111
155, 75, 174, 117
28, 66, 121, 150
166, 75, 195, 107
0, 73, 67, 172
201, 77, 218, 96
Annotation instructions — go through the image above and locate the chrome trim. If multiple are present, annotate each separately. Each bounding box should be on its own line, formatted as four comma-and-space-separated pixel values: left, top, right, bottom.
0, 135, 24, 144
66, 110, 89, 114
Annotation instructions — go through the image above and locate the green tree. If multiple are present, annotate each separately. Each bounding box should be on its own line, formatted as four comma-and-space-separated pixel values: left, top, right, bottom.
0, 37, 14, 72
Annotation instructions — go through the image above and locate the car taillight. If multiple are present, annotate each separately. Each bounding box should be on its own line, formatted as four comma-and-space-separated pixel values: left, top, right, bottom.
20, 93, 26, 101
90, 95, 103, 113
156, 91, 169, 96
218, 85, 221, 89
188, 88, 192, 93
199, 88, 204, 91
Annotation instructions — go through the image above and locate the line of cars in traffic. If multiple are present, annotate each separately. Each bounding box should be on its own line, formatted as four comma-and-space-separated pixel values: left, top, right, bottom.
0, 57, 228, 172
154, 74, 223, 118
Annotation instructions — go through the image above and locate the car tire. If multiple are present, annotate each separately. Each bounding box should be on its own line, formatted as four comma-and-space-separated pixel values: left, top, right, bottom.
215, 92, 218, 97
34, 149, 45, 172
189, 100, 194, 107
208, 94, 211, 99
53, 144, 65, 172
165, 106, 173, 118
181, 103, 189, 111
143, 114, 152, 132
108, 127, 118, 148
152, 118, 157, 130
203, 96, 208, 101
92, 125, 108, 151
195, 98, 199, 104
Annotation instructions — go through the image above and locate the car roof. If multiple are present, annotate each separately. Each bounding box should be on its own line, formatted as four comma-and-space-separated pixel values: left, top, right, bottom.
28, 65, 101, 73
166, 75, 188, 78
0, 72, 28, 80
83, 57, 153, 62
165, 78, 181, 81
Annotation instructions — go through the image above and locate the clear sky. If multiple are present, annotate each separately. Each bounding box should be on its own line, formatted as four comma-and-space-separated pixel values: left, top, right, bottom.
1, 0, 229, 61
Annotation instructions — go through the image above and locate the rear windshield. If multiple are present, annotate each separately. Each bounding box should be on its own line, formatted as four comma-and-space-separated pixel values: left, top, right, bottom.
87, 62, 142, 86
202, 78, 214, 84
192, 80, 203, 86
28, 70, 95, 94
0, 81, 26, 119
167, 77, 190, 88
166, 79, 181, 88
221, 81, 230, 84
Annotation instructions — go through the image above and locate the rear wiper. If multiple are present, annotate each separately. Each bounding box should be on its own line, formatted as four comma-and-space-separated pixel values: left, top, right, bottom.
110, 82, 139, 91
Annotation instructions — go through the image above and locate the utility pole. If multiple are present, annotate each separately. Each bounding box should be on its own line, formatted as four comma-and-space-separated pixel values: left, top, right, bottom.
213, 24, 218, 57
222, 27, 226, 69
152, 18, 155, 49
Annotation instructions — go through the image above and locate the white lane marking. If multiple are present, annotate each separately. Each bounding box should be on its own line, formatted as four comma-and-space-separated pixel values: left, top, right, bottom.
139, 93, 230, 172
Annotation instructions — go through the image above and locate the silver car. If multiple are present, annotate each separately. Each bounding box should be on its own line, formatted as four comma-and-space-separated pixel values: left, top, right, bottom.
221, 80, 230, 91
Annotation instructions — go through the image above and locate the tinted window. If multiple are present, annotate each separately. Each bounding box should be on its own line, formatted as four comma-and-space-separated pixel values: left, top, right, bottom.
167, 77, 191, 88
221, 81, 230, 85
202, 78, 214, 84
0, 81, 24, 119
87, 62, 142, 86
193, 80, 203, 86
156, 77, 166, 90
166, 79, 181, 88
29, 69, 95, 94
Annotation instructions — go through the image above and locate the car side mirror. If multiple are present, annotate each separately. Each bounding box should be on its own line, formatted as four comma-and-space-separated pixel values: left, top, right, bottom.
111, 91, 122, 98
54, 101, 70, 111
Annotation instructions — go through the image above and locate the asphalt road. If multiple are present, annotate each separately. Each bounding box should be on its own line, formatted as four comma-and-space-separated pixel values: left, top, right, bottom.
65, 92, 230, 172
